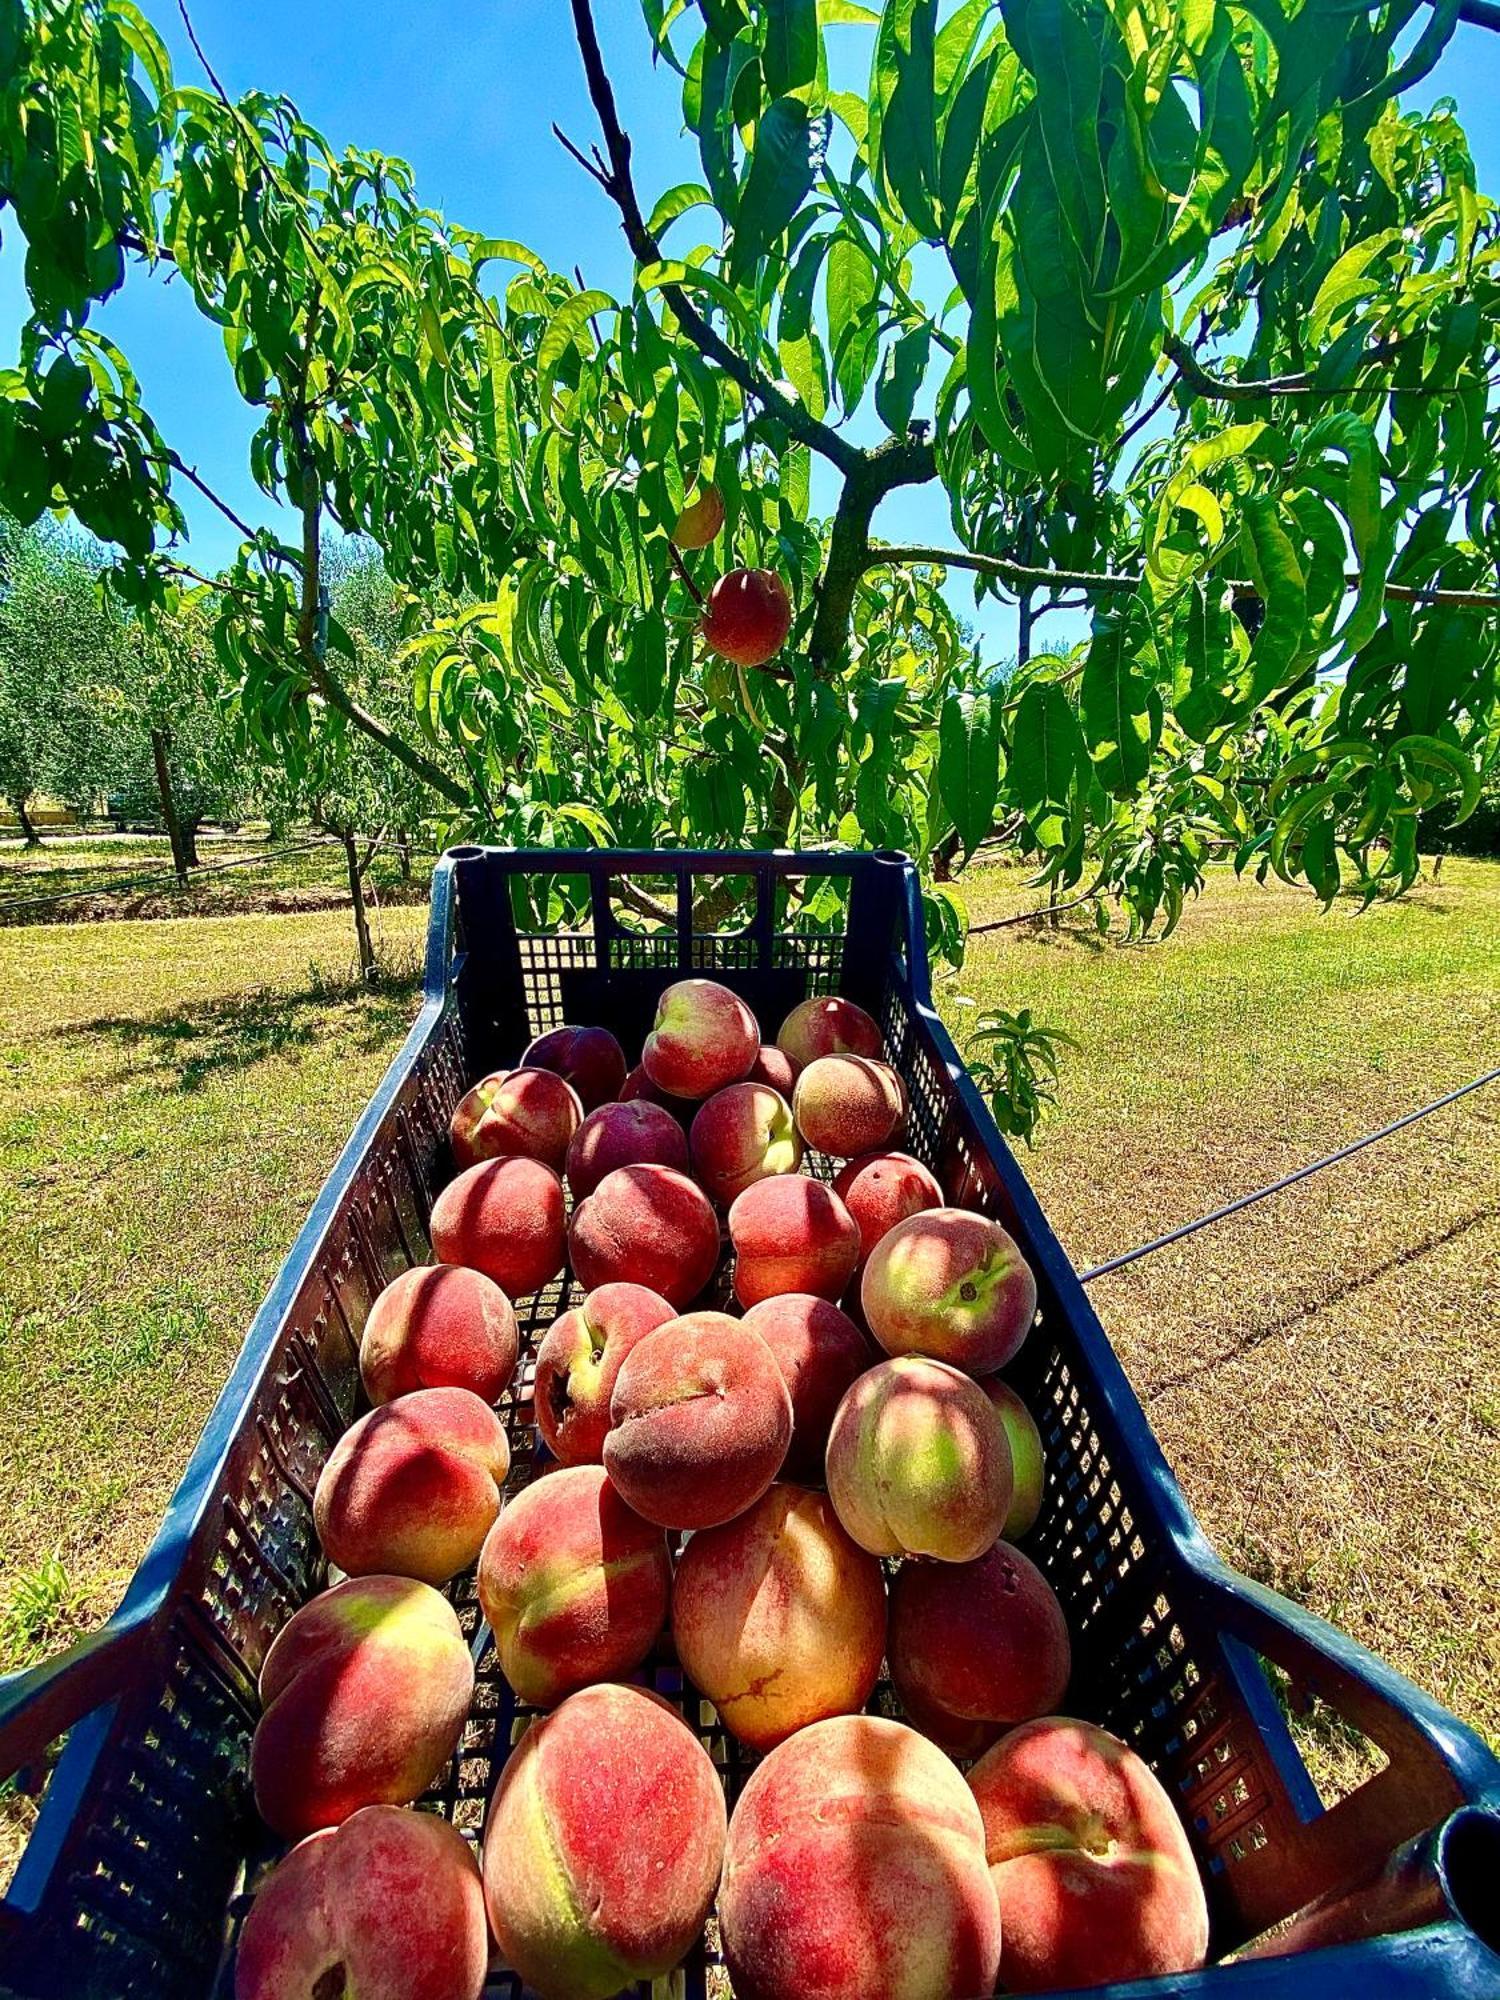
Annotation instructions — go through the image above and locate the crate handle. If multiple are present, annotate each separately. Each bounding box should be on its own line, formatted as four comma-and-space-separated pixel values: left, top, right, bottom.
0, 1614, 148, 1782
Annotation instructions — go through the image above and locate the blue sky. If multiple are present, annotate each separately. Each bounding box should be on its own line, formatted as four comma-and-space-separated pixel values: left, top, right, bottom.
3, 2, 1498, 665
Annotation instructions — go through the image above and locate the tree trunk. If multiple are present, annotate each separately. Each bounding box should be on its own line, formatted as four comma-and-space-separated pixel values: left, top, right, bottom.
341, 831, 377, 982
150, 727, 192, 888
395, 829, 413, 881
181, 817, 201, 869
11, 795, 40, 847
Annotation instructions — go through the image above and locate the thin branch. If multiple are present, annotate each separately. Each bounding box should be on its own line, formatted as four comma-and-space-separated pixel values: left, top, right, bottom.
1118, 368, 1181, 449
1163, 330, 1477, 404
808, 433, 938, 673
157, 450, 293, 558
969, 887, 1098, 933
177, 0, 232, 106
158, 560, 259, 604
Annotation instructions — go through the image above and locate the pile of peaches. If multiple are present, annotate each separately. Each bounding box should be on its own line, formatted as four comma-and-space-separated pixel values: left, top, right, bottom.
234, 982, 1211, 2000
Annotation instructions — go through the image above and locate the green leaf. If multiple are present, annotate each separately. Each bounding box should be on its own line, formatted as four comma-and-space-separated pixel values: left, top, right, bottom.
1079, 614, 1154, 796
938, 690, 1000, 856
826, 233, 879, 413
537, 290, 614, 406
646, 183, 715, 240
729, 97, 817, 281
874, 325, 930, 435
1008, 679, 1079, 848
766, 0, 819, 95
469, 238, 547, 279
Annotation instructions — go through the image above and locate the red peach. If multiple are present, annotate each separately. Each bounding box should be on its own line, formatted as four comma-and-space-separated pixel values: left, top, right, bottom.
533, 1282, 676, 1465
833, 1150, 944, 1269
449, 1066, 582, 1172
565, 1097, 689, 1200
619, 1061, 697, 1128
521, 1024, 628, 1113
477, 1464, 671, 1706
429, 1156, 566, 1299
739, 1293, 871, 1481
861, 1206, 1037, 1375
234, 1805, 488, 2000
969, 1716, 1210, 1992
604, 1311, 792, 1529
314, 1387, 510, 1586
641, 977, 758, 1099
728, 1173, 860, 1307
745, 1043, 797, 1095
792, 1054, 906, 1159
776, 995, 883, 1073
359, 1263, 518, 1406
985, 1376, 1046, 1537
690, 1081, 802, 1205
701, 567, 792, 668
567, 1163, 720, 1308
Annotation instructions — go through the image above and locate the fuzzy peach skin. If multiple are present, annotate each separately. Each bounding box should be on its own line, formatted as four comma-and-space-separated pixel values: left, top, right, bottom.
565, 1098, 689, 1201
641, 977, 759, 1099
832, 1151, 944, 1270
313, 1387, 510, 1586
521, 1025, 627, 1112
739, 1293, 871, 1481
718, 1714, 1002, 2000
690, 1082, 803, 1205
482, 1683, 726, 2000
604, 1311, 792, 1529
745, 1043, 798, 1095
672, 1483, 885, 1750
825, 1355, 1012, 1562
429, 1156, 566, 1299
776, 995, 883, 1073
534, 1282, 676, 1465
986, 1376, 1046, 1537
477, 1464, 671, 1705
359, 1263, 518, 1406
792, 1054, 907, 1160
890, 1541, 1071, 1750
728, 1174, 860, 1307
250, 1575, 473, 1840
619, 1061, 697, 1127
568, 1162, 720, 1308
969, 1716, 1210, 1993
234, 1805, 488, 2000
449, 1066, 583, 1172
861, 1206, 1037, 1375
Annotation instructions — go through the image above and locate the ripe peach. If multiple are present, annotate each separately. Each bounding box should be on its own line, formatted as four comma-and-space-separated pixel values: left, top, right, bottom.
825, 1355, 1011, 1562
890, 1541, 1071, 1750
861, 1206, 1037, 1375
728, 1173, 860, 1307
533, 1282, 676, 1465
969, 1716, 1210, 1992
833, 1150, 944, 1269
234, 1805, 488, 2000
604, 1311, 792, 1529
672, 1484, 885, 1750
567, 1162, 719, 1308
449, 1065, 582, 1172
565, 1097, 689, 1200
359, 1263, 518, 1406
701, 567, 792, 668
429, 1156, 566, 1299
986, 1376, 1046, 1537
719, 1714, 1002, 2000
482, 1683, 726, 2000
792, 1054, 906, 1159
521, 1024, 627, 1113
672, 483, 725, 549
641, 977, 758, 1099
314, 1387, 510, 1586
250, 1575, 472, 1839
690, 1082, 802, 1205
745, 1043, 797, 1095
739, 1293, 870, 1481
619, 1061, 697, 1127
776, 995, 883, 1073
477, 1464, 671, 1706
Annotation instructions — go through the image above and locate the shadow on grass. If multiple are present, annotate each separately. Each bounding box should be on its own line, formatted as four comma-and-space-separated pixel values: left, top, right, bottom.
60, 965, 423, 1092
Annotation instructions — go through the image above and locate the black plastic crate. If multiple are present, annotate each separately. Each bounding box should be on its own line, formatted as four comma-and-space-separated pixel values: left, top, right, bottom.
0, 846, 1496, 2000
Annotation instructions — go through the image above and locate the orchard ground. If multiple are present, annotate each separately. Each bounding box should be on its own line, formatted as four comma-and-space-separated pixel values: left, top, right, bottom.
0, 853, 1494, 1814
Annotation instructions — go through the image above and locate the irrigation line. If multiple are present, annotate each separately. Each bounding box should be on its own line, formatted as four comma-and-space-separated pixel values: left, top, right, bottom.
970, 889, 1098, 935
1081, 1067, 1500, 1282
0, 837, 343, 916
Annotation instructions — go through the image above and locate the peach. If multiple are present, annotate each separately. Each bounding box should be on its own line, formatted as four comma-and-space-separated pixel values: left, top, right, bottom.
477, 1464, 671, 1706
521, 1024, 627, 1112
640, 977, 758, 1099
567, 1162, 719, 1308
565, 1097, 688, 1200
745, 1042, 797, 1094
429, 1155, 566, 1299
719, 1714, 1002, 2000
619, 1061, 697, 1127
604, 1311, 792, 1529
672, 1484, 885, 1750
728, 1173, 860, 1307
359, 1263, 518, 1406
833, 1150, 944, 1269
482, 1683, 726, 2000
969, 1716, 1210, 1992
690, 1081, 802, 1205
701, 567, 792, 668
861, 1206, 1037, 1375
672, 483, 725, 549
250, 1575, 472, 1839
825, 1355, 1012, 1562
449, 1065, 582, 1172
234, 1805, 488, 2000
533, 1282, 676, 1466
739, 1293, 871, 1480
313, 1387, 510, 1586
986, 1376, 1046, 1537
890, 1541, 1071, 1750
776, 995, 883, 1073
792, 1054, 906, 1159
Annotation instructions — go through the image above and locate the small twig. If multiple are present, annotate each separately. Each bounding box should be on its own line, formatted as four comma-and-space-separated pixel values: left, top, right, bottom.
177, 0, 232, 106
969, 888, 1098, 934
666, 542, 705, 608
